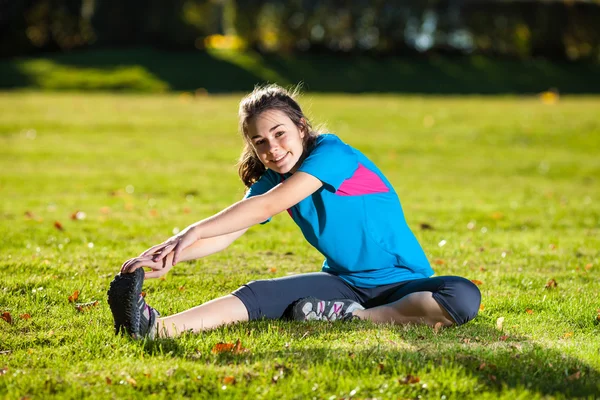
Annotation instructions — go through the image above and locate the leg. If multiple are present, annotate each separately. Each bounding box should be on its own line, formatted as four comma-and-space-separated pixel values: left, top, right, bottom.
354, 291, 455, 327
354, 276, 481, 327
159, 272, 361, 337
157, 294, 248, 337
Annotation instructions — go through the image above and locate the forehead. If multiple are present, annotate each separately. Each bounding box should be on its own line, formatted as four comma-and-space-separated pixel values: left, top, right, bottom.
247, 110, 292, 135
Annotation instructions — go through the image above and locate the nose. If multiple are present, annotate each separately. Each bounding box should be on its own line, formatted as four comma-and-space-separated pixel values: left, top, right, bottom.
266, 139, 279, 153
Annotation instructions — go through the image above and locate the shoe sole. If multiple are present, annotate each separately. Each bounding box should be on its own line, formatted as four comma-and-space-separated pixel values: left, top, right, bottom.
107, 268, 144, 338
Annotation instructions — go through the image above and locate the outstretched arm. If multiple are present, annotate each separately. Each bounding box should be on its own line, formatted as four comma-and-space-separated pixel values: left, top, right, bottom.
121, 228, 247, 277
152, 172, 323, 265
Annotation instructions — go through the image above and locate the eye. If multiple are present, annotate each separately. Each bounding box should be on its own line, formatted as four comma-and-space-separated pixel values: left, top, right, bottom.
254, 139, 265, 146
275, 131, 285, 137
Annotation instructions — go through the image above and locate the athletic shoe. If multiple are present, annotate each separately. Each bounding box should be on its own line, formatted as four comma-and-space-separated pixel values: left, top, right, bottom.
107, 268, 160, 339
291, 297, 364, 321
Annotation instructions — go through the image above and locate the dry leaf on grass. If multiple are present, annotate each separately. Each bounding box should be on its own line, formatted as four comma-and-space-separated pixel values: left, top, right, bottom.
211, 339, 247, 354
420, 223, 434, 230
433, 322, 444, 333
526, 309, 534, 314
126, 377, 137, 386
0, 367, 8, 375
54, 221, 64, 231
545, 279, 558, 289
496, 317, 505, 330
75, 301, 99, 312
399, 375, 420, 384
433, 259, 445, 265
105, 377, 112, 385
68, 290, 79, 303
223, 376, 236, 385
567, 371, 581, 381
471, 279, 483, 286
1, 312, 12, 324
20, 313, 31, 320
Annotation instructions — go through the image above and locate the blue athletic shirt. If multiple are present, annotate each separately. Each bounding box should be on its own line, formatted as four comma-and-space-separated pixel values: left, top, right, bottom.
244, 133, 434, 288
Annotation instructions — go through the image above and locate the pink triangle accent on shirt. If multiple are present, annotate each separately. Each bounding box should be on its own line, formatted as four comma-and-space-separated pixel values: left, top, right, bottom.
336, 164, 390, 196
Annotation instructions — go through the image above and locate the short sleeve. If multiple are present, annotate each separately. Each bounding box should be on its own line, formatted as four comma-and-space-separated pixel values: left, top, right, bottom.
297, 134, 359, 192
243, 170, 279, 224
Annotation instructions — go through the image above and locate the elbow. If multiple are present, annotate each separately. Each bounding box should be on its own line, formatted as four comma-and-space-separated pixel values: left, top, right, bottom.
255, 195, 282, 222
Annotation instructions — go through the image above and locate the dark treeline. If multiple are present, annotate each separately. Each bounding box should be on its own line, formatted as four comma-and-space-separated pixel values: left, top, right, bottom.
1, 0, 598, 62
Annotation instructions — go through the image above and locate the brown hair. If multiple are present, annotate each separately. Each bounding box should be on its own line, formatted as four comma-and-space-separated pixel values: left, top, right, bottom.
237, 84, 322, 188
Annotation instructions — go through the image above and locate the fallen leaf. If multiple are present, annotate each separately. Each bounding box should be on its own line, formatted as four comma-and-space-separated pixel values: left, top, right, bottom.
75, 301, 99, 312
1, 312, 12, 324
499, 335, 509, 341
105, 377, 112, 385
0, 366, 8, 375
68, 290, 79, 303
149, 209, 158, 217
71, 211, 81, 220
178, 285, 186, 292
496, 317, 505, 330
433, 322, 443, 333
479, 266, 486, 272
563, 331, 573, 339
378, 362, 385, 372
183, 207, 191, 214
126, 377, 137, 386
433, 259, 445, 265
585, 263, 592, 271
478, 363, 486, 370
269, 267, 277, 273
567, 371, 581, 381
54, 221, 64, 231
548, 243, 557, 250
479, 304, 485, 311
141, 291, 146, 298
420, 223, 434, 230
526, 309, 534, 315
20, 313, 31, 320
545, 279, 558, 289
488, 374, 497, 382
399, 375, 420, 384
223, 376, 236, 385
471, 279, 483, 286
100, 206, 111, 214
211, 339, 247, 354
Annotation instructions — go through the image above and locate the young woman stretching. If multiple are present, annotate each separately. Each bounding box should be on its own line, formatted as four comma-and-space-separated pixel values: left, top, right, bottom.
107, 85, 481, 339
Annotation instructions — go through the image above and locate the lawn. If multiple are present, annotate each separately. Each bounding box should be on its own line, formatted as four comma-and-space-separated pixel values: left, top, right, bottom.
0, 92, 599, 399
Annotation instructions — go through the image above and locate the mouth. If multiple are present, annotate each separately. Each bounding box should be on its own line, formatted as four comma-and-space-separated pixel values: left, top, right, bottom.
270, 152, 290, 164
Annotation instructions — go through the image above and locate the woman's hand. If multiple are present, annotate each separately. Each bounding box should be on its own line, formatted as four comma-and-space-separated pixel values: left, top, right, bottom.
120, 255, 173, 279
139, 225, 201, 267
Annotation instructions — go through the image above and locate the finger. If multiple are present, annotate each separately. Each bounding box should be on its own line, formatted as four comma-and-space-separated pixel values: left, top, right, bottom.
144, 270, 164, 279
153, 242, 177, 262
140, 242, 169, 257
121, 258, 137, 273
172, 243, 180, 266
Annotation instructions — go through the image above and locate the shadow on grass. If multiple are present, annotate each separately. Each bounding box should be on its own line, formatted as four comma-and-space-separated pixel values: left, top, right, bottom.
141, 322, 599, 398
1, 47, 600, 94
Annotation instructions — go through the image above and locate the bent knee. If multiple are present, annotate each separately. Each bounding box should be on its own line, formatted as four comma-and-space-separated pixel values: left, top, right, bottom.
436, 276, 482, 326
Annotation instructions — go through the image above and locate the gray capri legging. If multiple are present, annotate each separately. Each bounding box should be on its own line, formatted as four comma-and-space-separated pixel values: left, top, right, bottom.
232, 272, 481, 325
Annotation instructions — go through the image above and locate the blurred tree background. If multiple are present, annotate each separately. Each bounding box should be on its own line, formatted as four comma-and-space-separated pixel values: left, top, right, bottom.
1, 0, 598, 61
0, 0, 598, 92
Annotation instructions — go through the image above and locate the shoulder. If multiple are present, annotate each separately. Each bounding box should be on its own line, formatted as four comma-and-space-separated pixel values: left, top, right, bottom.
310, 133, 355, 155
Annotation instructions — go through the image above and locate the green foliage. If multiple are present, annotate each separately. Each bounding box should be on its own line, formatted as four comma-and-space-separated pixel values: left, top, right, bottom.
1, 48, 600, 94
0, 93, 599, 399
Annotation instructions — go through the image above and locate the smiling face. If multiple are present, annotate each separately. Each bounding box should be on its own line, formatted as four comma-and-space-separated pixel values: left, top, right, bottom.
246, 109, 306, 174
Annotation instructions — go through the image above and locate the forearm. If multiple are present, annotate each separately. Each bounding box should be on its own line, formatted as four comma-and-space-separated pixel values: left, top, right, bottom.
170, 229, 246, 263
190, 196, 275, 239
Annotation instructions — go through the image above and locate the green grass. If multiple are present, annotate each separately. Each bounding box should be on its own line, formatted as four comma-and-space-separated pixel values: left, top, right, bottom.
1, 92, 599, 399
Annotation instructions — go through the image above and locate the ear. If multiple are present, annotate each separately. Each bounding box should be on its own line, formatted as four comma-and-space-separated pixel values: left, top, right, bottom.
299, 118, 307, 139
